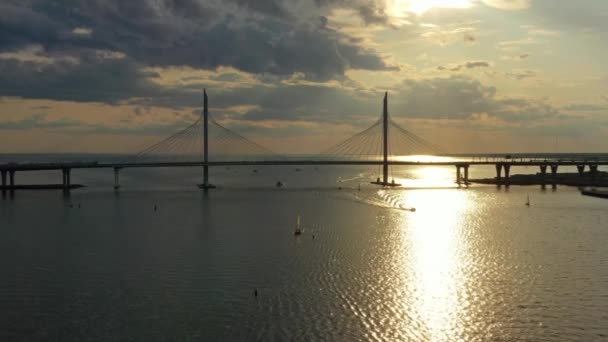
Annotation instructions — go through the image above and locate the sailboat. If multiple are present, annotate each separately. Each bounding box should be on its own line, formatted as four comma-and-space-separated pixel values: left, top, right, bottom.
294, 213, 303, 236
525, 194, 530, 207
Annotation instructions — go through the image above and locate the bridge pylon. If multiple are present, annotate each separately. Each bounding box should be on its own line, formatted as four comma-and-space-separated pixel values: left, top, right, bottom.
371, 92, 401, 187
198, 89, 216, 190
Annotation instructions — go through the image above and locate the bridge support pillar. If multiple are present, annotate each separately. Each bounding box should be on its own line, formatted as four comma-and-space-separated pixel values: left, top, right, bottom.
464, 165, 469, 185
589, 164, 599, 185
1, 170, 6, 189
114, 167, 121, 190
577, 165, 585, 175
456, 166, 462, 185
62, 168, 71, 189
204, 165, 209, 187
550, 165, 558, 189
9, 170, 15, 188
539, 165, 547, 189
495, 164, 503, 182
504, 164, 511, 186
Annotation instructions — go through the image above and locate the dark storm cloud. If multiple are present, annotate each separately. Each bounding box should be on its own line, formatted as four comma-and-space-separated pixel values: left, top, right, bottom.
0, 55, 163, 104
0, 0, 395, 81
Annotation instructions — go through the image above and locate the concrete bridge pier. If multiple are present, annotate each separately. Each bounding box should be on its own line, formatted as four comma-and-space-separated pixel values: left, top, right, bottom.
495, 164, 503, 186
550, 165, 559, 189
114, 167, 121, 190
589, 164, 599, 184
62, 168, 71, 189
577, 165, 586, 175
1, 170, 6, 190
504, 164, 511, 186
539, 165, 548, 189
455, 165, 470, 185
9, 170, 15, 188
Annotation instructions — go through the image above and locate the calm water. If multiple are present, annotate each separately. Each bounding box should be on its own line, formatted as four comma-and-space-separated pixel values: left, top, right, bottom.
1, 160, 607, 341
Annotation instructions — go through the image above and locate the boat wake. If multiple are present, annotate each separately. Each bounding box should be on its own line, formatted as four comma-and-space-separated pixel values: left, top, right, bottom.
338, 174, 365, 183
378, 190, 416, 212
332, 190, 416, 212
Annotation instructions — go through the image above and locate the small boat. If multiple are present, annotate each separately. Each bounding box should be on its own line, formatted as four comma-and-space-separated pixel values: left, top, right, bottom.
294, 214, 302, 236
276, 181, 284, 188
525, 194, 530, 206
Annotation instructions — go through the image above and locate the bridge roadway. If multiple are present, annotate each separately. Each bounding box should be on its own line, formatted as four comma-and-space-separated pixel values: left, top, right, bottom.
2, 158, 608, 171
1, 158, 607, 190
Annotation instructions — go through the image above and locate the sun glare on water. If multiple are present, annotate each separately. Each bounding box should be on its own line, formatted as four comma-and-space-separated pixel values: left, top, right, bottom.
387, 0, 473, 16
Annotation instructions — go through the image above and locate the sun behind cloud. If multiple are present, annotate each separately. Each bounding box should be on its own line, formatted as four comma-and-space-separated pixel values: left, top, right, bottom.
387, 0, 473, 16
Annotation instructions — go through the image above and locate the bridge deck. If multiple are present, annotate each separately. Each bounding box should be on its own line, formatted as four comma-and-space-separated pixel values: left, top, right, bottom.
2, 159, 608, 171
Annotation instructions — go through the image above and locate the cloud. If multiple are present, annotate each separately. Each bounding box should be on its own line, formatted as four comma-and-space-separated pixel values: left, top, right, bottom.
0, 53, 164, 104
437, 60, 491, 72
463, 32, 476, 43
497, 38, 537, 51
71, 27, 93, 37
500, 53, 531, 62
482, 0, 530, 10
528, 1, 608, 36
0, 113, 80, 130
563, 104, 607, 112
201, 75, 563, 127
0, 111, 196, 136
422, 27, 477, 46
0, 0, 396, 81
527, 28, 560, 37
505, 69, 536, 80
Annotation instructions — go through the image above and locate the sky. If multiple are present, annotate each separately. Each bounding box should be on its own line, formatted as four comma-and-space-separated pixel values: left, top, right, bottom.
0, 0, 607, 154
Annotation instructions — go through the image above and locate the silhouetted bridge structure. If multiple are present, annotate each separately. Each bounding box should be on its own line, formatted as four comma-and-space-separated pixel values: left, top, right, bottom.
1, 91, 607, 191
2, 159, 607, 190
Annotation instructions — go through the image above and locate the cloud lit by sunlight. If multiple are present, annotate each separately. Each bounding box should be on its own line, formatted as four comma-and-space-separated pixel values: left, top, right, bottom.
386, 0, 473, 17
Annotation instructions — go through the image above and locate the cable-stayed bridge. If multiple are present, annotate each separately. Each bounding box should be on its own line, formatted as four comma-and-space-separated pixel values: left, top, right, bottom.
1, 91, 607, 191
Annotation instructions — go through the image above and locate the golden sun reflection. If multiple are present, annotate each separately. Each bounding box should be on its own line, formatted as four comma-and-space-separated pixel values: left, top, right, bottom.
398, 189, 472, 340
388, 155, 459, 188
393, 155, 456, 163
409, 166, 454, 188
